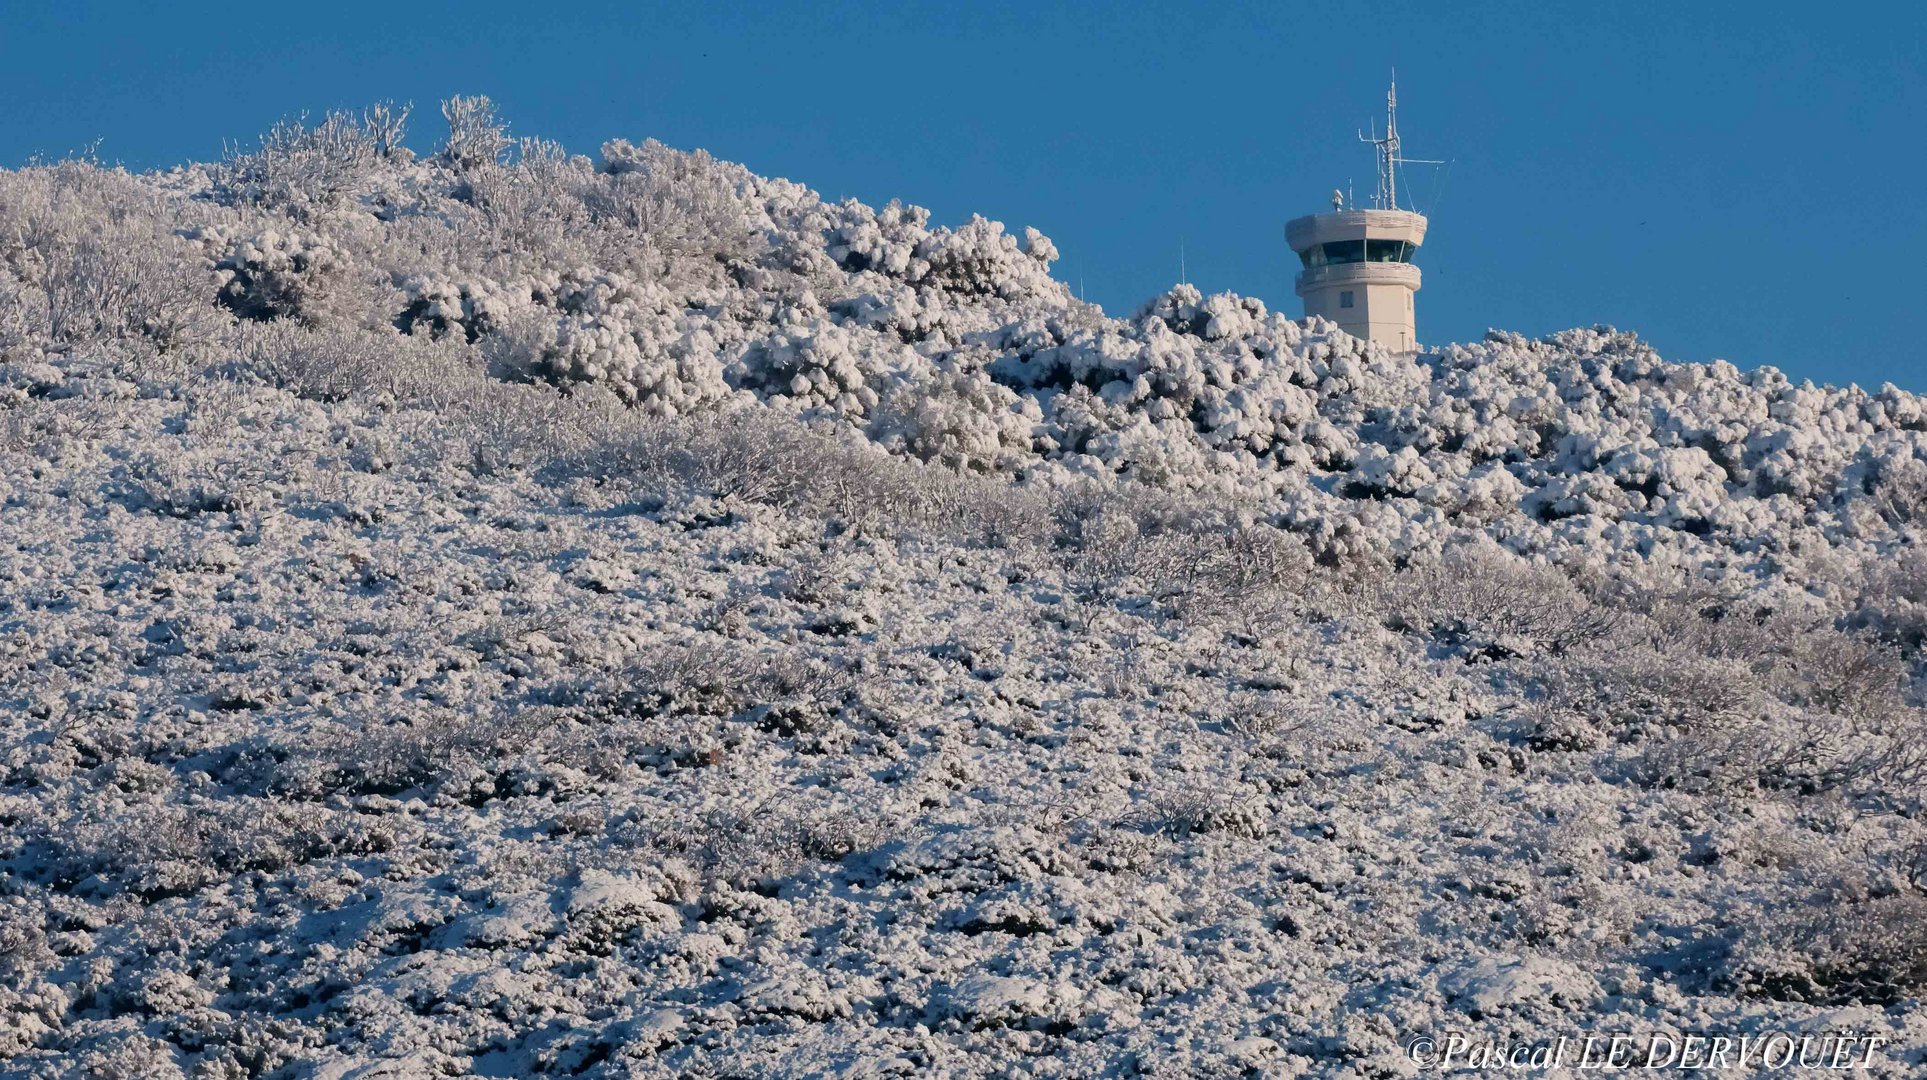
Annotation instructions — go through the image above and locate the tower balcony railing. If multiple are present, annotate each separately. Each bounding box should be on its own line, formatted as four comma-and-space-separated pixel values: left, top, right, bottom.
1294, 261, 1421, 294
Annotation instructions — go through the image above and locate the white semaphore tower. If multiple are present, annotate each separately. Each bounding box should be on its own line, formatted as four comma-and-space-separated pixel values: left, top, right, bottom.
1285, 79, 1438, 353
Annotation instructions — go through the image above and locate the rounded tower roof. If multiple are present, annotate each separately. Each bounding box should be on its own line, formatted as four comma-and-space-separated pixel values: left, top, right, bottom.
1285, 209, 1428, 253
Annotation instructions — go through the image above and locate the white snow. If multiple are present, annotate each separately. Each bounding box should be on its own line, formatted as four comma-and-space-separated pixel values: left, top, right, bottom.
1, 101, 1925, 1078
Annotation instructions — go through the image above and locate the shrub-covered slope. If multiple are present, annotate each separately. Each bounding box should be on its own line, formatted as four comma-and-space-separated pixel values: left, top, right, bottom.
9, 99, 1927, 597
1, 101, 1925, 1077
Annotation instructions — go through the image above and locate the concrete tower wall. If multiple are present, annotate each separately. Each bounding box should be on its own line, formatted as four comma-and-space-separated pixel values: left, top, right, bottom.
1297, 263, 1422, 352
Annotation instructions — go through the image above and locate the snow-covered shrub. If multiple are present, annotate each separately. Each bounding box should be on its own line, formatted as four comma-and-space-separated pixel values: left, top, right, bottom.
0, 898, 53, 972
27, 794, 213, 901
199, 226, 344, 324
0, 274, 37, 359
597, 409, 835, 507
691, 794, 889, 887
472, 271, 737, 414
1528, 591, 1927, 795
1851, 547, 1927, 649
826, 198, 928, 277
40, 228, 212, 354
462, 143, 599, 267
1145, 783, 1268, 839
263, 707, 549, 800
232, 319, 364, 400
234, 319, 474, 403
1057, 503, 1144, 614
0, 162, 219, 356
916, 214, 1063, 301
1166, 523, 1316, 629
438, 94, 511, 172
1728, 890, 1927, 1005
1389, 540, 1617, 659
624, 643, 858, 736
216, 111, 379, 219
1759, 625, 1909, 726
608, 641, 772, 719
393, 272, 481, 340
454, 379, 593, 475
867, 359, 1038, 472
67, 1034, 189, 1080
363, 100, 412, 162
593, 138, 761, 268
116, 448, 272, 517
1860, 447, 1927, 528
732, 306, 895, 417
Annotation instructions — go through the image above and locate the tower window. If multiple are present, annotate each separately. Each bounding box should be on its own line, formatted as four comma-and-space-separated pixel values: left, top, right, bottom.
1302, 240, 1368, 268
1365, 239, 1412, 262
1339, 291, 1354, 309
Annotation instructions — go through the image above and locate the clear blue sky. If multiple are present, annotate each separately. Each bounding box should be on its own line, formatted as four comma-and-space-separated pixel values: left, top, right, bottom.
4, 1, 1922, 389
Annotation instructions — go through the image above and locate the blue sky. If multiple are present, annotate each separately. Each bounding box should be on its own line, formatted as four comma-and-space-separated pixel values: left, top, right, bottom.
4, 1, 1922, 389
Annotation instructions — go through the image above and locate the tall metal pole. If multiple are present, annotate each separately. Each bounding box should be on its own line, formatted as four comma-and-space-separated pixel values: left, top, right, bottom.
1385, 79, 1399, 211
1359, 77, 1402, 210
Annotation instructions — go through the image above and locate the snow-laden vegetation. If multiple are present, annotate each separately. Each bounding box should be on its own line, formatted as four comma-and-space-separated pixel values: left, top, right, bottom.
2, 99, 1925, 1077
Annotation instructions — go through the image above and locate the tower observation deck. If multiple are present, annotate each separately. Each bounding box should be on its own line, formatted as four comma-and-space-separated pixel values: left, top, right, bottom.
1285, 80, 1438, 353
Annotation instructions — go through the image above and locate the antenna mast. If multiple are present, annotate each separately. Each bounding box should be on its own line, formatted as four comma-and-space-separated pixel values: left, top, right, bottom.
1358, 73, 1441, 211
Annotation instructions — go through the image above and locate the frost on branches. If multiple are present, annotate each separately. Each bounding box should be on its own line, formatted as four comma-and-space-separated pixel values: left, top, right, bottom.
2, 101, 1927, 1079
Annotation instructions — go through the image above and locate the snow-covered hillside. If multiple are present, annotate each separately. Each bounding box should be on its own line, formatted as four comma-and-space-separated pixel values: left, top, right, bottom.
2, 99, 1925, 1077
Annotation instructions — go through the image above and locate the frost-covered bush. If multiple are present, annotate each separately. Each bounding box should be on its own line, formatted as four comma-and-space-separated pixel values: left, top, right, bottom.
454, 378, 601, 475
1728, 888, 1927, 1005
594, 138, 762, 268
266, 708, 550, 799
234, 319, 474, 403
867, 358, 1038, 472
562, 404, 1046, 545
1165, 523, 1316, 629
1850, 547, 1927, 649
1389, 540, 1618, 659
216, 111, 381, 219
116, 447, 272, 517
732, 304, 899, 417
438, 94, 511, 172
0, 162, 217, 358
363, 100, 412, 162
917, 214, 1063, 300
588, 409, 839, 507
463, 141, 600, 267
1523, 591, 1927, 795
0, 275, 35, 359
826, 198, 928, 277
473, 271, 738, 414
198, 226, 344, 324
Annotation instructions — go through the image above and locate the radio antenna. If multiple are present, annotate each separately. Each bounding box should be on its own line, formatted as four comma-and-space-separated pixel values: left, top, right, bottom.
1358, 71, 1441, 210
